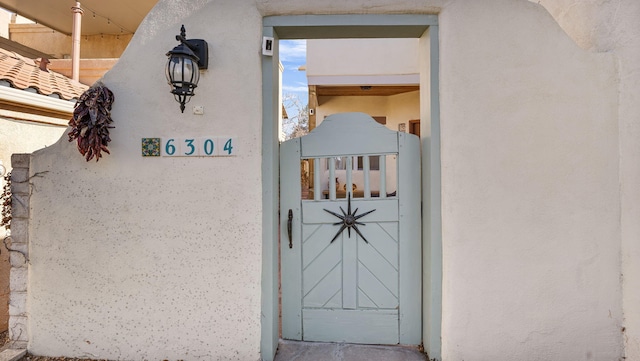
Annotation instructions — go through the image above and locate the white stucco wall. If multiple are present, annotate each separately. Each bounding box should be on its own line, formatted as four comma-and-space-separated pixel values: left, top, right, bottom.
528, 0, 640, 360
439, 0, 622, 359
20, 0, 638, 360
529, 1, 640, 359
27, 1, 264, 360
307, 38, 419, 84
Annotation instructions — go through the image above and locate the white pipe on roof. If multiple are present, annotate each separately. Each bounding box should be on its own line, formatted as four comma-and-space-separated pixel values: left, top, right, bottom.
71, 2, 83, 81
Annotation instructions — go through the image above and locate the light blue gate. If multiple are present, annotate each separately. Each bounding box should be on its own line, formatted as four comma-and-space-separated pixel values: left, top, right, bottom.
280, 112, 421, 345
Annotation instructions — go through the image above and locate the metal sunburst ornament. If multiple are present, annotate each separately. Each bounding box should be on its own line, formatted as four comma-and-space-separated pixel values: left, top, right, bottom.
324, 192, 376, 244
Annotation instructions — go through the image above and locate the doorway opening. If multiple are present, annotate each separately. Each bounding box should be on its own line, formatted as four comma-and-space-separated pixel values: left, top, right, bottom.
262, 14, 442, 361
280, 38, 421, 202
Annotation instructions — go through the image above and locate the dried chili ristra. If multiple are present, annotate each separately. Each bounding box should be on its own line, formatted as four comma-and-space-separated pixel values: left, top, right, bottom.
68, 82, 115, 162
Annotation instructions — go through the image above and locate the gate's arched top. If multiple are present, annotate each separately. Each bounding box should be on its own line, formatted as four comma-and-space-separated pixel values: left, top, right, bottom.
300, 112, 399, 158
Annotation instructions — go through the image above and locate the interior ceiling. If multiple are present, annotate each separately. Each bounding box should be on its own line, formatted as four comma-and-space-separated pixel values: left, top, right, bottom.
0, 0, 158, 35
316, 85, 420, 97
313, 85, 420, 106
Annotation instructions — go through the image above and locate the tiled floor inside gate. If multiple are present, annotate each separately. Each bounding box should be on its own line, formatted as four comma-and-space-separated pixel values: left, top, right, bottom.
274, 340, 428, 361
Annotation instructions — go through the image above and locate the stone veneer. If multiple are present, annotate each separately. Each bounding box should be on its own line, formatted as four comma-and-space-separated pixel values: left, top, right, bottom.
8, 153, 29, 349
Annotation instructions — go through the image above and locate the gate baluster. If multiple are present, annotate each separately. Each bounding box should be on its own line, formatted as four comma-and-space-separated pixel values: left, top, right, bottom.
363, 155, 371, 199
379, 155, 387, 198
329, 157, 336, 200
346, 156, 353, 198
314, 158, 321, 201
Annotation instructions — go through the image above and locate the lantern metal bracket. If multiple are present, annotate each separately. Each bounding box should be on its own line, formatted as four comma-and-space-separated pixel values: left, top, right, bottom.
174, 25, 208, 69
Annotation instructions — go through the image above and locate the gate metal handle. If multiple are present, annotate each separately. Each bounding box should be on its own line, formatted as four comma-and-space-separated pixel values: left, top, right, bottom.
287, 209, 293, 249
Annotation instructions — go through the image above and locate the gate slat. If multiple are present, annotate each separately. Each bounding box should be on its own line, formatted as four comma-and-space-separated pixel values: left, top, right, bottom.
363, 156, 371, 198
346, 157, 353, 198
314, 158, 321, 201
329, 158, 336, 200
379, 156, 387, 198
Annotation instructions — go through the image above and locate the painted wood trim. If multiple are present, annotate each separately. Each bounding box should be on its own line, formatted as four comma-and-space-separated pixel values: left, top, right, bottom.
307, 74, 420, 86
280, 138, 303, 340
264, 14, 438, 27
260, 25, 279, 361
302, 112, 398, 157
329, 158, 336, 200
302, 309, 399, 344
425, 25, 443, 361
379, 156, 387, 199
302, 199, 398, 223
398, 132, 422, 345
363, 156, 371, 198
313, 158, 321, 201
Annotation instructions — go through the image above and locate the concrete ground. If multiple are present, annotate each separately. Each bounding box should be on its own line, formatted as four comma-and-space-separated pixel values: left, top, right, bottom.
274, 340, 428, 361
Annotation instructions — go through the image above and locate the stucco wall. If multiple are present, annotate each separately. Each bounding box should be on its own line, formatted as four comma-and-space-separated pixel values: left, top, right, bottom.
307, 38, 419, 80
531, 1, 640, 359
20, 0, 637, 360
439, 0, 622, 359
26, 1, 264, 360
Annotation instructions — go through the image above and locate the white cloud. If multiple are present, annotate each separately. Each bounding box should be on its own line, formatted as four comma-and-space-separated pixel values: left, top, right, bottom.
279, 40, 306, 62
283, 85, 309, 93
283, 81, 309, 93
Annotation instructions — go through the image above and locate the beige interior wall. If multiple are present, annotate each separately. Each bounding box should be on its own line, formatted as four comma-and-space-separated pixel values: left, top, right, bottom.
9, 23, 132, 59
315, 91, 419, 132
316, 95, 388, 126
386, 91, 420, 132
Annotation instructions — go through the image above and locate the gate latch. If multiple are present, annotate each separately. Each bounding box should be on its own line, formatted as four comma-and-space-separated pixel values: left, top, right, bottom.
287, 209, 293, 249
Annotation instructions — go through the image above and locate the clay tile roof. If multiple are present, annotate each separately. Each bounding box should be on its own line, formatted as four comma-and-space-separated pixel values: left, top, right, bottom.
0, 47, 88, 100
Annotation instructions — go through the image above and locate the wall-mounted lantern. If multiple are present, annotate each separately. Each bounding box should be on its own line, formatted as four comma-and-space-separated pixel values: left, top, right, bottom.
165, 25, 208, 113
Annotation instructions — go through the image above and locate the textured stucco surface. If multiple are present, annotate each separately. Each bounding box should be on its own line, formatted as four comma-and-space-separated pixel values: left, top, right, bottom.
307, 39, 420, 79
439, 0, 622, 359
20, 0, 638, 360
27, 1, 263, 360
534, 1, 640, 359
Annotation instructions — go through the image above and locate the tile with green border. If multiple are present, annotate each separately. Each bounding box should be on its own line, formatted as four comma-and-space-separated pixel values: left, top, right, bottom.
142, 138, 161, 157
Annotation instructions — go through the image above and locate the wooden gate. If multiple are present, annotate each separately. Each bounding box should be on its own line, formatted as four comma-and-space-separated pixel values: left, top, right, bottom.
280, 112, 421, 345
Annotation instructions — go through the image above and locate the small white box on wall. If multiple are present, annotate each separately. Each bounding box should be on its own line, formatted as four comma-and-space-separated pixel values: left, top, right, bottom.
262, 37, 274, 56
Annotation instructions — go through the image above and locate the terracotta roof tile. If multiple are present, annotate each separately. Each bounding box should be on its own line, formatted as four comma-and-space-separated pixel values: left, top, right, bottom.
0, 47, 88, 100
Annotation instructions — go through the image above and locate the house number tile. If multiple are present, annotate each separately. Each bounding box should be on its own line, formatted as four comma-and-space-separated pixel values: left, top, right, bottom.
158, 137, 237, 157
141, 138, 161, 157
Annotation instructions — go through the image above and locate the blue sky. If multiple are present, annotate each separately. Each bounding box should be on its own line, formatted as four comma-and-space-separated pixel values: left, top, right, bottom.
279, 40, 308, 117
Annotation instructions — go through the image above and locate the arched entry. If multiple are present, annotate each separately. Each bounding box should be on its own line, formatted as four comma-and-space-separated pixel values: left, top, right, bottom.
261, 15, 442, 361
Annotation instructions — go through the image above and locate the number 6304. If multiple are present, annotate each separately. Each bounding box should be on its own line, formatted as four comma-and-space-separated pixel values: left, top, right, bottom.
162, 137, 236, 157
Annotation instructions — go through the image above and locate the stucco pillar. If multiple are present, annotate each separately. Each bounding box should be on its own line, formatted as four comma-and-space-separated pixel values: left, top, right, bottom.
8, 154, 30, 349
